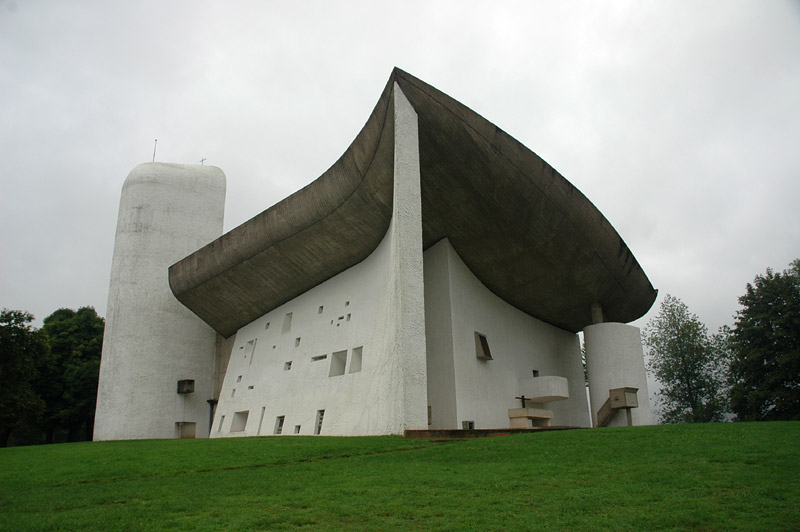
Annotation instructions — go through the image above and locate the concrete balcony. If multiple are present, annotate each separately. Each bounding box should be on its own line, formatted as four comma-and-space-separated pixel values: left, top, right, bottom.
517, 375, 569, 404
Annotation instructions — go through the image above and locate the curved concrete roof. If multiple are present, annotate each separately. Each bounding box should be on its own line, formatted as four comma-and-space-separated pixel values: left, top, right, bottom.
169, 68, 657, 338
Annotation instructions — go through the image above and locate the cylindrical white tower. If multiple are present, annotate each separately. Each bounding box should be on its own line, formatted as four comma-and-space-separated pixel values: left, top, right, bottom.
584, 322, 652, 427
94, 163, 226, 440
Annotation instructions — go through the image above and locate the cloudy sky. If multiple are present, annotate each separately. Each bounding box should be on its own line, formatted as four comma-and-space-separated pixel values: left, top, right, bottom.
2, 0, 799, 339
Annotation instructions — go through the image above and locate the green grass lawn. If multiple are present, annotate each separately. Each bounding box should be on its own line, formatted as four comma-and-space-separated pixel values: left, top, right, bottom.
1, 422, 798, 531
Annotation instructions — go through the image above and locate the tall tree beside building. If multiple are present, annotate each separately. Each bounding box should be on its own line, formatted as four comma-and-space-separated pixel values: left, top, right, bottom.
729, 260, 800, 421
643, 295, 727, 423
40, 307, 104, 442
0, 309, 48, 447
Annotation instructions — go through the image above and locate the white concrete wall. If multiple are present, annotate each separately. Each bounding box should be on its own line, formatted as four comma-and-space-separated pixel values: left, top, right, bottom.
212, 225, 402, 436
423, 239, 590, 429
584, 322, 653, 427
94, 163, 225, 440
212, 83, 428, 437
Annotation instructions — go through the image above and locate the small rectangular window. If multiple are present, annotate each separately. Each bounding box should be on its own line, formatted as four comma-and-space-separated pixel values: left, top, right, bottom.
282, 312, 293, 333
348, 346, 363, 374
236, 375, 242, 383
318, 306, 324, 314
462, 420, 475, 430
294, 425, 301, 434
265, 321, 270, 330
284, 361, 292, 371
295, 337, 301, 347
231, 410, 249, 432
346, 313, 351, 322
218, 415, 225, 432
315, 410, 325, 435
475, 332, 493, 360
274, 416, 285, 435
329, 350, 347, 377
311, 354, 327, 362
428, 406, 432, 426
345, 301, 350, 306
532, 369, 540, 378
231, 388, 236, 398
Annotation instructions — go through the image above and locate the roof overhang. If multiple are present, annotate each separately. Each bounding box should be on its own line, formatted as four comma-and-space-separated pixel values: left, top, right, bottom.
169, 68, 657, 337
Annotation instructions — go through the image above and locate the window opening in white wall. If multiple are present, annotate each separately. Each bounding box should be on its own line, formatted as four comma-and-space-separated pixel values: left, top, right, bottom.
295, 337, 301, 347
345, 301, 350, 306
244, 339, 257, 365
257, 406, 266, 435
294, 425, 301, 434
231, 410, 249, 432
274, 416, 285, 435
265, 321, 270, 330
311, 354, 327, 362
218, 415, 225, 432
315, 410, 325, 435
462, 420, 475, 430
231, 388, 236, 398
318, 306, 324, 314
532, 369, 540, 378
348, 346, 363, 374
284, 361, 292, 371
282, 312, 293, 333
428, 406, 432, 426
346, 313, 351, 322
329, 350, 347, 377
236, 375, 242, 383
475, 332, 493, 360
248, 385, 254, 390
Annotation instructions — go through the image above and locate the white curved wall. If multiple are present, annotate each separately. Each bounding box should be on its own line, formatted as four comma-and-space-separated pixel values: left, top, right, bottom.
94, 163, 225, 440
584, 322, 652, 427
424, 239, 590, 429
211, 86, 429, 437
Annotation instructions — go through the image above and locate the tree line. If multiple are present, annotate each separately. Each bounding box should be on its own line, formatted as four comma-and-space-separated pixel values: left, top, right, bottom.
644, 259, 800, 423
0, 307, 104, 446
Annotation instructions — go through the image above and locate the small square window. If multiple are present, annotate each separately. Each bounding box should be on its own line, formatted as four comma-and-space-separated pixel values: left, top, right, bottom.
532, 369, 540, 378
462, 420, 475, 430
284, 361, 292, 371
318, 306, 324, 314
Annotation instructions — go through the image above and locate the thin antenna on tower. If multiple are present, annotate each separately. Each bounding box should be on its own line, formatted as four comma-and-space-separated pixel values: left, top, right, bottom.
152, 139, 158, 162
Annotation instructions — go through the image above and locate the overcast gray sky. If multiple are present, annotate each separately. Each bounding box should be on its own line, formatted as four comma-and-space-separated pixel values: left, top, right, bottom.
2, 0, 799, 338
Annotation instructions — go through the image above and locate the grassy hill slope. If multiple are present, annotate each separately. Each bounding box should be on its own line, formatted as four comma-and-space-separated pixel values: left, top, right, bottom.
1, 422, 798, 531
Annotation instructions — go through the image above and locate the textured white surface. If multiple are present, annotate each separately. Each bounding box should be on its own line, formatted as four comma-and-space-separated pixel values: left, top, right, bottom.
93, 163, 225, 440
211, 84, 428, 437
584, 322, 653, 427
423, 239, 590, 429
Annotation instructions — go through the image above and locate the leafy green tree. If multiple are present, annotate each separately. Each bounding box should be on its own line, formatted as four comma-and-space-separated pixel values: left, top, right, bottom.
0, 309, 48, 447
643, 295, 727, 423
729, 260, 800, 421
40, 307, 104, 442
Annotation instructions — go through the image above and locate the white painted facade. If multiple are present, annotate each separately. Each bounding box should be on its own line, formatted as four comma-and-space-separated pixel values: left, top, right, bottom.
93, 163, 225, 440
423, 239, 590, 430
96, 84, 653, 441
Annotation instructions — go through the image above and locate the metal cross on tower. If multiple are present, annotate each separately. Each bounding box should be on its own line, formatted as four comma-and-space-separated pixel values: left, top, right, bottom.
200, 158, 207, 165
